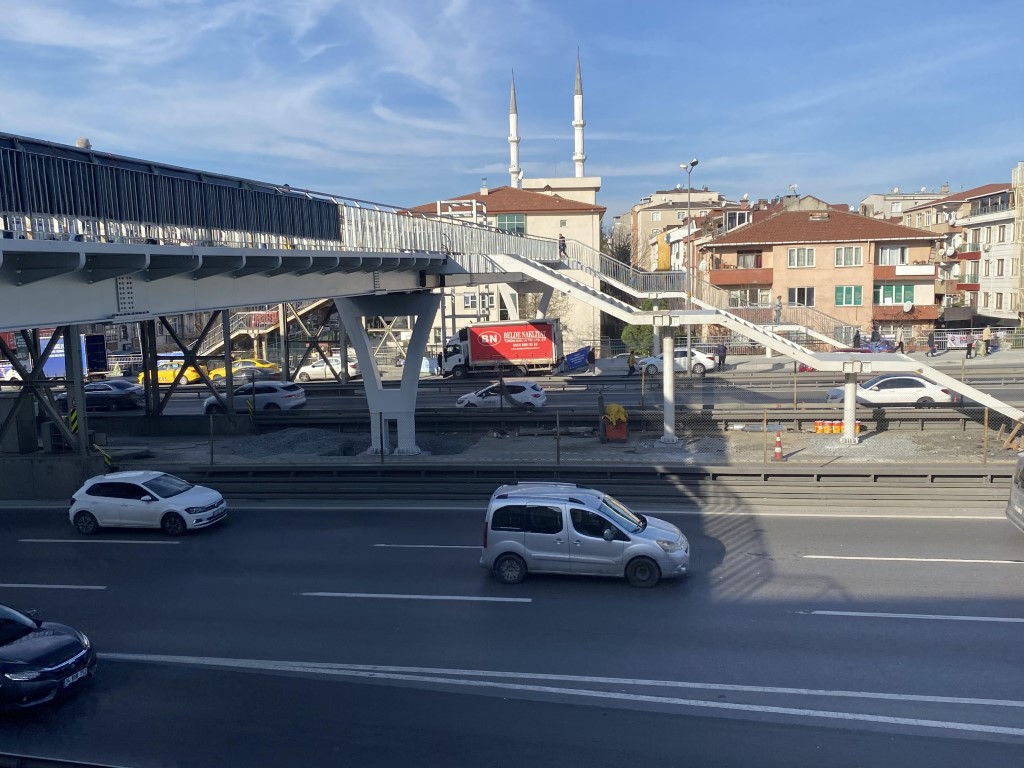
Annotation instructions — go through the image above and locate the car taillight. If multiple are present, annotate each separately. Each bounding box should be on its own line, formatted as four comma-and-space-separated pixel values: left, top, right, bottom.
482, 521, 488, 548
941, 389, 950, 395
532, 393, 542, 398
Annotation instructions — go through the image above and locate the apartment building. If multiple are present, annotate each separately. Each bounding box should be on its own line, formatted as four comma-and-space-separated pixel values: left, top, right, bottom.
959, 186, 1016, 323
703, 197, 939, 335
624, 187, 727, 270
859, 187, 946, 219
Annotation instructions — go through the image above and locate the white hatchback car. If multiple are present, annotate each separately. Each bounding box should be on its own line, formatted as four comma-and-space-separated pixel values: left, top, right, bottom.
69, 471, 227, 536
203, 381, 306, 414
638, 348, 717, 376
826, 374, 955, 406
456, 381, 547, 408
295, 356, 358, 382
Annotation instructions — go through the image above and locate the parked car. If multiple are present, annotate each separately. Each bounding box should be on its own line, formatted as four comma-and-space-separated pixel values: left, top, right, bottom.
825, 374, 955, 406
638, 348, 716, 376
456, 381, 547, 408
295, 356, 359, 382
0, 603, 97, 710
137, 361, 205, 385
69, 470, 227, 536
207, 358, 281, 381
203, 381, 306, 414
481, 482, 689, 587
55, 381, 144, 412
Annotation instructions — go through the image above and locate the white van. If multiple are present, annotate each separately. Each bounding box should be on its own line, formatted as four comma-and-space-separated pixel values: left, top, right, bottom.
480, 482, 690, 587
1007, 456, 1024, 534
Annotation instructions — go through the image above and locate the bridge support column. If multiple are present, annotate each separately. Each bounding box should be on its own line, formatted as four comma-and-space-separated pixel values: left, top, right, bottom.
840, 372, 860, 445
658, 328, 678, 444
334, 292, 441, 456
535, 286, 554, 318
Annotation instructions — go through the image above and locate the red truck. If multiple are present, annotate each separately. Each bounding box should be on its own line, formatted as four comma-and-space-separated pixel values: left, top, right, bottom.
442, 319, 563, 379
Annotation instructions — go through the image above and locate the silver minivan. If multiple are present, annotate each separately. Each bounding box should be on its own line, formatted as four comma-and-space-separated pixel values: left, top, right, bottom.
480, 482, 690, 587
1007, 454, 1024, 534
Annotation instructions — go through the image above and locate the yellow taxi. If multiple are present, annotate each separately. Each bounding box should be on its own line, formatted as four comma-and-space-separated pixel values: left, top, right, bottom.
207, 358, 281, 381
137, 361, 206, 385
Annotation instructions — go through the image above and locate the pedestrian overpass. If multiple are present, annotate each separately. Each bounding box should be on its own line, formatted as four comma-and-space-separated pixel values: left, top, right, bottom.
1, 132, 1020, 458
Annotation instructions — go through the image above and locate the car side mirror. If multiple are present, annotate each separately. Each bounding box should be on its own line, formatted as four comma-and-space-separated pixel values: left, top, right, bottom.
602, 528, 616, 542
141, 495, 154, 502
870, 386, 880, 391
24, 609, 39, 623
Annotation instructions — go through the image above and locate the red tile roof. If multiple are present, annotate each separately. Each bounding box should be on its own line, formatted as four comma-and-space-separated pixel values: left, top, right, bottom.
904, 183, 1009, 212
406, 186, 605, 215
706, 208, 938, 248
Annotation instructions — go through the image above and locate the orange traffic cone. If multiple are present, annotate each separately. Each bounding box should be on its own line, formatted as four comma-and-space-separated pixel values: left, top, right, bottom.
772, 431, 786, 462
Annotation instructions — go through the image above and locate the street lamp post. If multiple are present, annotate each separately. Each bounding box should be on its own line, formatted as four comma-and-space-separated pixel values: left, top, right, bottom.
681, 159, 699, 376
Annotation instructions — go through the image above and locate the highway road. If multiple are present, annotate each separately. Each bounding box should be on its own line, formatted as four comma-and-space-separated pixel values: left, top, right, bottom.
125, 370, 1024, 417
2, 498, 1023, 767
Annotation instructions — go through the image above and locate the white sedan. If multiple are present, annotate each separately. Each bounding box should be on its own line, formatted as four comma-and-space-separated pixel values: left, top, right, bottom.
638, 348, 717, 376
456, 381, 547, 408
69, 470, 227, 536
203, 381, 307, 414
826, 374, 956, 406
295, 356, 358, 382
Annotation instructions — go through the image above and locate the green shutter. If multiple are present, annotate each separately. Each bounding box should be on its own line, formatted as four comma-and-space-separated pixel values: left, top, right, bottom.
835, 286, 843, 306
854, 286, 862, 305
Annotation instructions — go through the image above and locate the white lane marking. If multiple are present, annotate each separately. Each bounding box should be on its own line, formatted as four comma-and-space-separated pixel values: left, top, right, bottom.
373, 544, 479, 549
98, 654, 1024, 737
801, 610, 1024, 624
301, 592, 531, 603
19, 538, 180, 545
674, 512, 1005, 520
804, 555, 1024, 565
0, 583, 106, 590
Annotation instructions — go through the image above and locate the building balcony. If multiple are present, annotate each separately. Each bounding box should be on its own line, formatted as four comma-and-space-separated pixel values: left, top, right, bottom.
873, 264, 936, 280
872, 304, 939, 322
956, 282, 980, 292
956, 243, 982, 259
708, 267, 773, 287
935, 279, 960, 295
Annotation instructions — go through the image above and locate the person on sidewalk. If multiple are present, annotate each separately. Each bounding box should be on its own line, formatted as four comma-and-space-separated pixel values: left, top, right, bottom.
716, 341, 728, 371
926, 330, 936, 357
586, 346, 596, 375
853, 328, 861, 349
870, 324, 881, 343
965, 332, 975, 359
627, 350, 637, 376
982, 324, 992, 355
895, 326, 905, 354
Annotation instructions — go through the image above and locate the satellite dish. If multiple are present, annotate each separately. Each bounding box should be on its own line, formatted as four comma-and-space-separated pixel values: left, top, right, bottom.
902, 301, 913, 312
893, 186, 900, 193
945, 246, 956, 257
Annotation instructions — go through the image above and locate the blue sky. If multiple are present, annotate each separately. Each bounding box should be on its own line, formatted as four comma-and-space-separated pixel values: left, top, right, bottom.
1, 0, 1021, 221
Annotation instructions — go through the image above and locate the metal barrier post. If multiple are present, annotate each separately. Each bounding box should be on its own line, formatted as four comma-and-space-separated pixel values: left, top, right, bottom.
209, 414, 214, 465
984, 407, 989, 464
556, 411, 561, 465
763, 409, 768, 464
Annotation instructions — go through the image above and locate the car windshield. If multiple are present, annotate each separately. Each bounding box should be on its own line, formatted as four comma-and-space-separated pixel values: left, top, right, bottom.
0, 605, 36, 644
600, 495, 645, 532
861, 375, 897, 389
142, 473, 194, 498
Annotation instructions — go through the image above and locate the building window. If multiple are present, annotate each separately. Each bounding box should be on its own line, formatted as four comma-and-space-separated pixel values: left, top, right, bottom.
728, 288, 771, 306
984, 226, 992, 243
998, 225, 1006, 243
996, 293, 1004, 310
873, 284, 915, 305
997, 259, 1005, 277
787, 247, 815, 267
835, 286, 863, 306
890, 201, 902, 214
737, 250, 762, 269
925, 213, 933, 226
787, 287, 815, 307
559, 219, 567, 228
651, 212, 662, 222
834, 246, 863, 267
971, 228, 981, 244
877, 245, 908, 266
496, 213, 525, 235
984, 260, 990, 277
676, 211, 687, 221
481, 293, 496, 309
982, 292, 989, 308
463, 293, 478, 309
915, 214, 922, 227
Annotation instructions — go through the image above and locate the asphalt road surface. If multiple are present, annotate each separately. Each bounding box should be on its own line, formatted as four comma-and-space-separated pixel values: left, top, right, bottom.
2, 498, 1023, 767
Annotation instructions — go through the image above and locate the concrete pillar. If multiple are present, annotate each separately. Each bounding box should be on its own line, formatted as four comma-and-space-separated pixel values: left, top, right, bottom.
536, 286, 554, 318
64, 324, 90, 461
659, 328, 678, 443
840, 373, 860, 444
335, 291, 442, 456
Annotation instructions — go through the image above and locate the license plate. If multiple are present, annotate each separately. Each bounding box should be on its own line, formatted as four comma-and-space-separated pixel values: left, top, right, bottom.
63, 667, 89, 688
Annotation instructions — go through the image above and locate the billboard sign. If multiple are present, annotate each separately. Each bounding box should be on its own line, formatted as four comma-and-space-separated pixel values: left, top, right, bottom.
468, 323, 555, 363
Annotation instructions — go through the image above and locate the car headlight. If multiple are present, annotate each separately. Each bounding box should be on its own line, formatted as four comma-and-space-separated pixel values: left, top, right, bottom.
657, 539, 683, 553
185, 507, 204, 514
78, 632, 91, 649
4, 669, 42, 681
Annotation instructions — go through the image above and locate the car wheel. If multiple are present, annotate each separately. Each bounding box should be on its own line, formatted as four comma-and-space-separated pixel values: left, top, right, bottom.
512, 366, 528, 377
74, 511, 100, 536
264, 402, 281, 410
522, 402, 536, 410
494, 553, 527, 584
645, 364, 659, 375
692, 363, 706, 376
204, 404, 225, 415
297, 372, 310, 382
212, 374, 223, 381
452, 366, 468, 379
625, 557, 660, 588
916, 396, 934, 406
161, 512, 187, 536
178, 375, 189, 385
463, 402, 477, 408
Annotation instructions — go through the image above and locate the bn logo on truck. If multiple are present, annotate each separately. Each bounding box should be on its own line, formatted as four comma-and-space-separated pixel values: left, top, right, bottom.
478, 332, 501, 346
